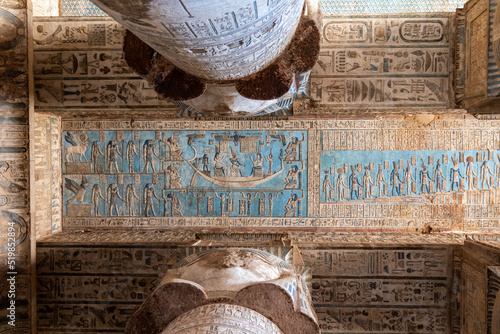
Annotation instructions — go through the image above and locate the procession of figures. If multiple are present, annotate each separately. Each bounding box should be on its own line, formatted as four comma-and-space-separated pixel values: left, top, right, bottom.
63, 130, 308, 218
321, 150, 500, 203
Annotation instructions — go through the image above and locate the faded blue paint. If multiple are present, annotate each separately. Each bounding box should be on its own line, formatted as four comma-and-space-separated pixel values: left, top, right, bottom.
63, 130, 308, 218
321, 149, 500, 203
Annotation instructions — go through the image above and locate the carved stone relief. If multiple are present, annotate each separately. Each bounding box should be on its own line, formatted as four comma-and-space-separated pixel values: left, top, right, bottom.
32, 17, 311, 116
488, 0, 500, 97
55, 117, 500, 233
301, 246, 451, 333
310, 14, 454, 109
162, 303, 284, 334
88, 0, 306, 81
0, 1, 30, 332
462, 261, 487, 333
488, 266, 500, 334
62, 128, 308, 219
34, 114, 62, 239
36, 243, 454, 333
464, 0, 489, 101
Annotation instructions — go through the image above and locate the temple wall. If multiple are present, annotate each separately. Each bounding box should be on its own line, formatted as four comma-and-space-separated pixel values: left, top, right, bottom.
487, 265, 500, 334
0, 0, 32, 331
456, 241, 500, 334
36, 233, 460, 333
27, 9, 500, 334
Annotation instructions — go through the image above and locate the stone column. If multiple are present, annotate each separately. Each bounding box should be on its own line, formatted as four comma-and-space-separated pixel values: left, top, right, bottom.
89, 0, 305, 81
89, 0, 320, 116
126, 248, 319, 334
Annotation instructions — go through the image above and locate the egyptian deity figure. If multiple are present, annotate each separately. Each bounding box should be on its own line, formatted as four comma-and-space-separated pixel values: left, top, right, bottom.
170, 194, 183, 217
419, 161, 434, 194
265, 149, 274, 175
434, 160, 445, 192
466, 156, 477, 190
496, 155, 500, 187
165, 165, 182, 189
240, 192, 257, 216
480, 160, 494, 189
390, 162, 402, 196
284, 193, 304, 217
126, 184, 140, 216
376, 165, 388, 197
262, 192, 280, 217
202, 154, 210, 172
250, 153, 263, 177
229, 148, 245, 177
215, 193, 229, 216
362, 166, 374, 199
349, 166, 361, 199
90, 141, 104, 173
143, 139, 160, 173
285, 165, 304, 189
107, 183, 123, 216
403, 162, 416, 195
323, 174, 334, 201
91, 184, 105, 216
107, 140, 122, 173
336, 168, 348, 201
284, 134, 305, 161
164, 192, 183, 217
126, 140, 140, 173
143, 183, 159, 217
192, 192, 205, 217
163, 134, 182, 161
450, 157, 464, 191
214, 153, 226, 177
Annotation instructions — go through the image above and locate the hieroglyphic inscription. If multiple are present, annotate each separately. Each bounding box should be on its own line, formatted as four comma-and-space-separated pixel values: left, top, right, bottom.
311, 14, 453, 108
302, 248, 450, 277
462, 261, 487, 334
289, 232, 465, 245
464, 0, 489, 103
303, 246, 451, 333
89, 0, 304, 80
33, 17, 177, 111
312, 278, 447, 305
488, 266, 500, 334
36, 247, 179, 274
164, 303, 283, 334
488, 0, 500, 97
34, 114, 62, 239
